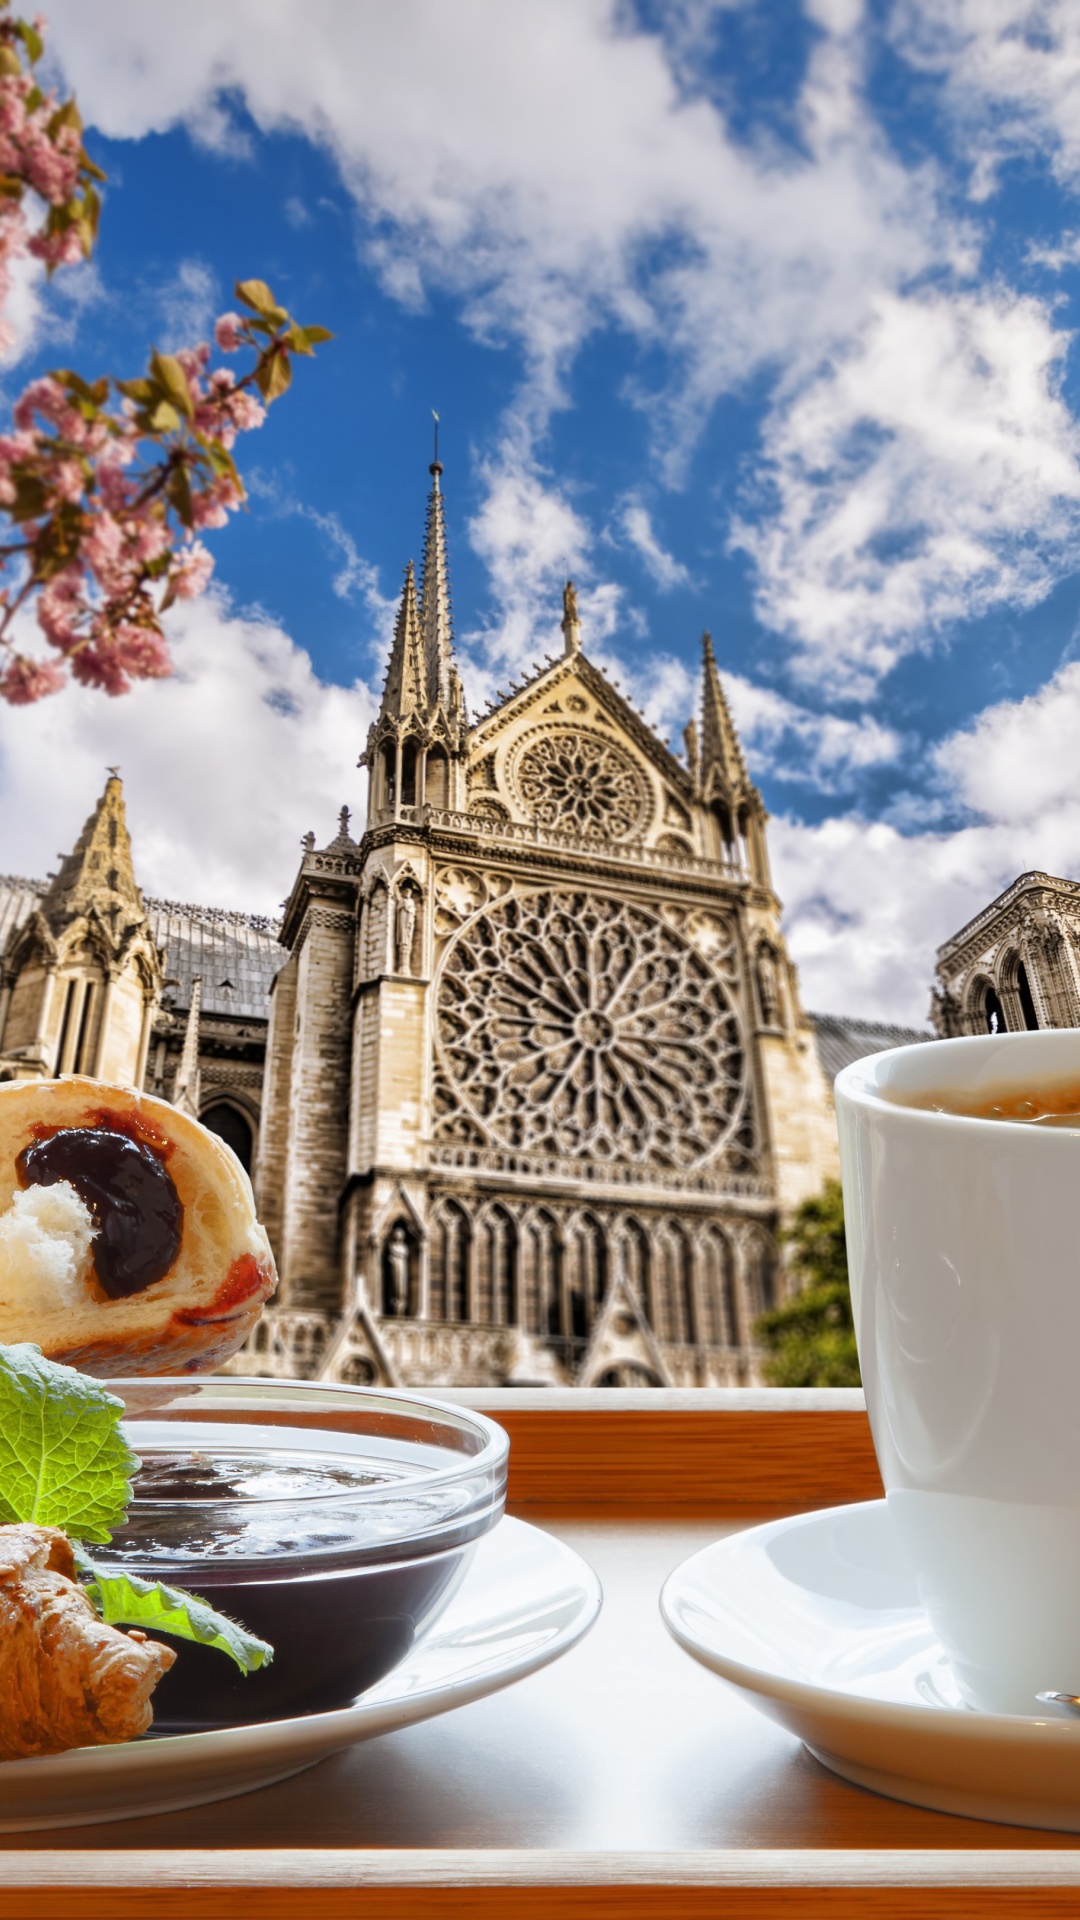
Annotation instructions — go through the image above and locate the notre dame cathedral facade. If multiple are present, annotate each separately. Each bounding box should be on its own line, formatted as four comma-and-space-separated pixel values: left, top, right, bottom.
239, 458, 840, 1389
0, 458, 859, 1389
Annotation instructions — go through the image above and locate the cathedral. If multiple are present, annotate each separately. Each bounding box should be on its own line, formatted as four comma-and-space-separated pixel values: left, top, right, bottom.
243, 457, 841, 1388
0, 458, 881, 1389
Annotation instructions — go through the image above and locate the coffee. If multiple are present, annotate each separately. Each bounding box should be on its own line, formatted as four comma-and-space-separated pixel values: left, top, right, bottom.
888, 1079, 1080, 1127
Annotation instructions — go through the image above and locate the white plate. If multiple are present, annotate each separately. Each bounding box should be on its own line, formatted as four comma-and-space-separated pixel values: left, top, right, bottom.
0, 1516, 600, 1832
660, 1499, 1080, 1832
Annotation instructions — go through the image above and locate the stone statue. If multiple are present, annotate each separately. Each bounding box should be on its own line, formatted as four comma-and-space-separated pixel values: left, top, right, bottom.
388, 1225, 410, 1317
395, 890, 417, 975
563, 579, 579, 624
683, 717, 699, 780
756, 944, 779, 1025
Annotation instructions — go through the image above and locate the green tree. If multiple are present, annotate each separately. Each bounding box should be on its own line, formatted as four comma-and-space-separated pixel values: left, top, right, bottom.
754, 1178, 860, 1387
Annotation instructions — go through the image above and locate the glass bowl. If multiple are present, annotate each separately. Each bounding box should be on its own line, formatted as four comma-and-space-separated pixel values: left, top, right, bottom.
97, 1376, 509, 1731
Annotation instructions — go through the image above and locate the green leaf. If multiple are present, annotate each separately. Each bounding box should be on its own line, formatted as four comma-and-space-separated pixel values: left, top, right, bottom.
150, 352, 194, 422
256, 347, 292, 401
74, 1550, 273, 1675
15, 20, 43, 62
148, 399, 181, 435
0, 1344, 139, 1543
167, 462, 194, 528
235, 278, 289, 325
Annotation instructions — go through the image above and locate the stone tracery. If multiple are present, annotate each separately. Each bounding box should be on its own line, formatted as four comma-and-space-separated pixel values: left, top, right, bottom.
435, 888, 746, 1171
512, 729, 650, 839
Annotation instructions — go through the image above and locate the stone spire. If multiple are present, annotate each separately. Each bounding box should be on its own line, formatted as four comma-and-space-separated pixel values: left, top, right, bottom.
380, 561, 427, 720
40, 770, 145, 935
172, 973, 202, 1118
699, 632, 749, 793
419, 456, 454, 712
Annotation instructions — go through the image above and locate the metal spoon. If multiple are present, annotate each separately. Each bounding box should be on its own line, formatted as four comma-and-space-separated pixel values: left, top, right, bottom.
1036, 1692, 1080, 1713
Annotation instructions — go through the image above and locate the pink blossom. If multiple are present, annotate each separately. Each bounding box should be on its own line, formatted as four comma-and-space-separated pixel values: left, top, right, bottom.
52, 458, 83, 503
169, 541, 214, 600
69, 642, 130, 695
14, 376, 67, 432
230, 391, 265, 433
26, 224, 83, 270
83, 512, 124, 581
0, 653, 66, 704
214, 312, 244, 353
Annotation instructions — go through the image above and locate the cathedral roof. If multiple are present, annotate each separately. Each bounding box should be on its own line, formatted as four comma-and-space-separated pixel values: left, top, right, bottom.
144, 899, 286, 1021
809, 1011, 933, 1084
0, 876, 284, 1022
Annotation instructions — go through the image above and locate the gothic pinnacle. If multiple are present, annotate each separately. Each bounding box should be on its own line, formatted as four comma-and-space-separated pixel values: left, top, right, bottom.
700, 629, 749, 790
380, 559, 426, 721
420, 447, 454, 709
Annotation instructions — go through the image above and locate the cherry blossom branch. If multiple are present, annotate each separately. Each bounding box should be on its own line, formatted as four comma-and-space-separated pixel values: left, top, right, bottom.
0, 6, 331, 705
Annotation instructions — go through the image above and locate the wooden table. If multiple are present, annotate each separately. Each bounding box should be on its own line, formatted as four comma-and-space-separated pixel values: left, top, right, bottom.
5, 1390, 1080, 1917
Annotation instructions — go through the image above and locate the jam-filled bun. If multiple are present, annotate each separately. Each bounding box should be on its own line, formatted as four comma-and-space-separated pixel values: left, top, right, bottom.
0, 1077, 276, 1375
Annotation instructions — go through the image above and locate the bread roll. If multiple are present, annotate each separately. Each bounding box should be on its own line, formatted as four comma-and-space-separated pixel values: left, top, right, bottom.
0, 1076, 276, 1375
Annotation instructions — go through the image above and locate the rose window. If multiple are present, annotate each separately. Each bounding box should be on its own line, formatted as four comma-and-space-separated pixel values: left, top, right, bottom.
514, 731, 649, 839
436, 890, 746, 1169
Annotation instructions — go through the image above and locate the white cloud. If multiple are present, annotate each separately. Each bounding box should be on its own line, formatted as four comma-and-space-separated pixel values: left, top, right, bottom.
618, 501, 691, 590
891, 0, 1080, 193
154, 258, 218, 350
776, 660, 1080, 1021
41, 0, 1028, 686
725, 673, 901, 786
0, 593, 376, 913
734, 287, 1080, 693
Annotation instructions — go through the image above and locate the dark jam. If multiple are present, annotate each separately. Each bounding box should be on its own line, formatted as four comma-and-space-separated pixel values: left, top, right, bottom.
17, 1127, 183, 1297
102, 1445, 469, 1732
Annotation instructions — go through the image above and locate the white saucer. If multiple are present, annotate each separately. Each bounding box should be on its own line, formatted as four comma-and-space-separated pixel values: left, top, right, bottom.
660, 1499, 1080, 1832
0, 1516, 600, 1832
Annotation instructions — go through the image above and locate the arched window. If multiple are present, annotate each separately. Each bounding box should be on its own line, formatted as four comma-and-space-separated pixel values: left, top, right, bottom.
565, 1214, 606, 1339
380, 743, 396, 813
1018, 961, 1040, 1031
426, 748, 448, 809
400, 741, 417, 809
653, 1225, 694, 1345
710, 799, 735, 863
524, 1209, 560, 1337
201, 1101, 254, 1175
476, 1206, 517, 1326
700, 1227, 738, 1347
615, 1218, 651, 1321
744, 1235, 778, 1323
430, 1200, 469, 1322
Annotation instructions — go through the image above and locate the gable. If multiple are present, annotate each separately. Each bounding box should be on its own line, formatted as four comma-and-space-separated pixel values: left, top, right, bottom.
465, 656, 695, 851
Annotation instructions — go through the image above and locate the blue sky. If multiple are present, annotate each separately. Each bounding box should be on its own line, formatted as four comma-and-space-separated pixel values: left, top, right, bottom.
1, 0, 1079, 1022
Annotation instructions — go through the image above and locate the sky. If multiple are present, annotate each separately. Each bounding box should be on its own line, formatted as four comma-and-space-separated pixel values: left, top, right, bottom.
2, 1, 1080, 1023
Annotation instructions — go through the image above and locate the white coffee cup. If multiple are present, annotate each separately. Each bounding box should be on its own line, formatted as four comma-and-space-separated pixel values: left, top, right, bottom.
835, 1028, 1080, 1716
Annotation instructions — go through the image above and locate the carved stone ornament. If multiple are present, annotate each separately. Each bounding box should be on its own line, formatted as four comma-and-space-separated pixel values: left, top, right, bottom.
435, 888, 746, 1171
511, 728, 651, 840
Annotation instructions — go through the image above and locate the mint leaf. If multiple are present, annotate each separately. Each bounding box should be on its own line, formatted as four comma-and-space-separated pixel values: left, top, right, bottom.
74, 1548, 273, 1674
0, 1343, 138, 1542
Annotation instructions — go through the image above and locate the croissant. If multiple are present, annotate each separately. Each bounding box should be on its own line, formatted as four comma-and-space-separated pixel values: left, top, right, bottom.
0, 1524, 174, 1757
0, 1076, 276, 1376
